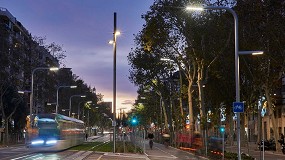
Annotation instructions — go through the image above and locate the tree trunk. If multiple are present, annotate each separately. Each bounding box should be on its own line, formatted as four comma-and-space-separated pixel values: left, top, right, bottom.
4, 118, 9, 145
179, 67, 183, 118
188, 80, 194, 133
161, 98, 169, 130
265, 87, 280, 151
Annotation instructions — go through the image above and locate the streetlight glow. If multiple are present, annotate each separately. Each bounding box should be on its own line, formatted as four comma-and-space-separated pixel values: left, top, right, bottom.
109, 40, 114, 44
49, 67, 59, 71
115, 31, 121, 36
186, 6, 204, 11
239, 51, 264, 55
47, 102, 56, 106
160, 58, 171, 61
18, 90, 31, 94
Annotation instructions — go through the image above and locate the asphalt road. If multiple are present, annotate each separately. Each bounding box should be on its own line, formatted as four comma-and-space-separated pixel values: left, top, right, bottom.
1, 136, 285, 160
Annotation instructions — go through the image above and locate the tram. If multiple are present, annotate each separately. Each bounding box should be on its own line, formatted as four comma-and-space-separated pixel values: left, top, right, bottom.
26, 113, 85, 151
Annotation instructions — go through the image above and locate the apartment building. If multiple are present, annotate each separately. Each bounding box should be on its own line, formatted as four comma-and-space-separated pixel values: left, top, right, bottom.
0, 7, 59, 141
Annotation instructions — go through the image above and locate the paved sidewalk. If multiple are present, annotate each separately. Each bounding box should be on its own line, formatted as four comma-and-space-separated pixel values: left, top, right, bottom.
86, 135, 209, 159
225, 141, 285, 159
86, 135, 102, 141
144, 140, 208, 160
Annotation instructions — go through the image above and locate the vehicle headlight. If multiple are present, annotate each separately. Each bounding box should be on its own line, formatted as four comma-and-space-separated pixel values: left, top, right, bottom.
46, 139, 57, 145
31, 140, 44, 145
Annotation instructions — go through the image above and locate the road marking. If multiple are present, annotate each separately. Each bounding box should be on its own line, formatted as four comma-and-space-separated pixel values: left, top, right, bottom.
96, 155, 103, 160
154, 146, 177, 158
10, 154, 33, 160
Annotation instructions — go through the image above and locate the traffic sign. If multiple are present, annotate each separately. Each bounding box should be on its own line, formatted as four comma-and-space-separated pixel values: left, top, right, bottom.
233, 102, 244, 113
261, 108, 266, 117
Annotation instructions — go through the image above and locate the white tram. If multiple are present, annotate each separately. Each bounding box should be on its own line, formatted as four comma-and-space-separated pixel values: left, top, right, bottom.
26, 113, 85, 151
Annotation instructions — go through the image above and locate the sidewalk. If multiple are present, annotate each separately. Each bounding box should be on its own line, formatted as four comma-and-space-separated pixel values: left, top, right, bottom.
144, 140, 209, 160
225, 141, 285, 159
87, 134, 209, 160
226, 141, 258, 154
86, 135, 102, 142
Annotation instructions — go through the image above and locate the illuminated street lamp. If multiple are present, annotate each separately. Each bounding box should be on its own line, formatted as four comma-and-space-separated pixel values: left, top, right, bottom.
109, 12, 120, 153
29, 67, 59, 124
186, 6, 263, 160
56, 85, 77, 114
69, 95, 86, 117
18, 90, 31, 94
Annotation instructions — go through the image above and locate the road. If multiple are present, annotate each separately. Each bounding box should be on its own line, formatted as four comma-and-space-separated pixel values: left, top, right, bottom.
1, 135, 285, 160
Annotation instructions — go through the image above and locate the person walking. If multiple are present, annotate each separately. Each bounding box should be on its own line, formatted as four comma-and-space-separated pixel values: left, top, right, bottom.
85, 133, 88, 141
148, 131, 154, 149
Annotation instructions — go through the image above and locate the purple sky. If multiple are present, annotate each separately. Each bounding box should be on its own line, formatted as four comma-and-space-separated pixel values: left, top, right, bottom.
0, 0, 153, 111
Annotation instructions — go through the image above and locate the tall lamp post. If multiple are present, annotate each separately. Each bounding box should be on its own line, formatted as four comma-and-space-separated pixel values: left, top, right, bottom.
30, 67, 59, 125
69, 95, 86, 117
186, 6, 263, 160
109, 12, 120, 153
56, 85, 77, 114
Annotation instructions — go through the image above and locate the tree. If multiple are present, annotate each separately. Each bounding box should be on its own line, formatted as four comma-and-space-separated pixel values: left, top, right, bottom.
235, 0, 285, 150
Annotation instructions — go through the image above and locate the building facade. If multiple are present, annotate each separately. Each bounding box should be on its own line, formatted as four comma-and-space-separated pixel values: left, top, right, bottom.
0, 7, 59, 142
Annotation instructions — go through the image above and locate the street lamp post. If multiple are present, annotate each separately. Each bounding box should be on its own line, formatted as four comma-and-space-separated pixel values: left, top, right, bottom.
29, 67, 59, 125
56, 85, 77, 114
69, 95, 86, 117
109, 12, 120, 153
187, 6, 263, 160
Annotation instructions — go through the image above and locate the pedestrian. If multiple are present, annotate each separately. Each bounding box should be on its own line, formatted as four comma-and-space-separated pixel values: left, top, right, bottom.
85, 133, 88, 141
148, 131, 154, 149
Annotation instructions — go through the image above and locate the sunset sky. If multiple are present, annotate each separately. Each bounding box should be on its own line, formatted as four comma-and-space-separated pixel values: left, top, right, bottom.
0, 0, 154, 111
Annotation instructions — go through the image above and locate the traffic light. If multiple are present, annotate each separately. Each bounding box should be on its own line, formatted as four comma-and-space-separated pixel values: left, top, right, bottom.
130, 116, 138, 126
220, 125, 225, 134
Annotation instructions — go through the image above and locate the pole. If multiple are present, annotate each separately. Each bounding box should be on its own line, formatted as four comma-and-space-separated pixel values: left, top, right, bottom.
29, 70, 35, 128
134, 127, 136, 153
77, 103, 80, 119
78, 101, 84, 119
262, 117, 264, 160
206, 113, 208, 156
113, 12, 117, 153
233, 11, 241, 160
203, 6, 240, 159
56, 87, 59, 114
88, 109, 90, 136
223, 131, 225, 160
69, 96, 72, 117
143, 130, 146, 154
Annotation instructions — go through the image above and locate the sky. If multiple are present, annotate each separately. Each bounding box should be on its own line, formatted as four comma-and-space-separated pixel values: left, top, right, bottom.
0, 0, 154, 111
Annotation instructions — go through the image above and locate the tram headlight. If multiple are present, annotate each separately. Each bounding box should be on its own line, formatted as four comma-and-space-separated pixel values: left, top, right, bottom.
46, 139, 57, 145
31, 140, 44, 145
